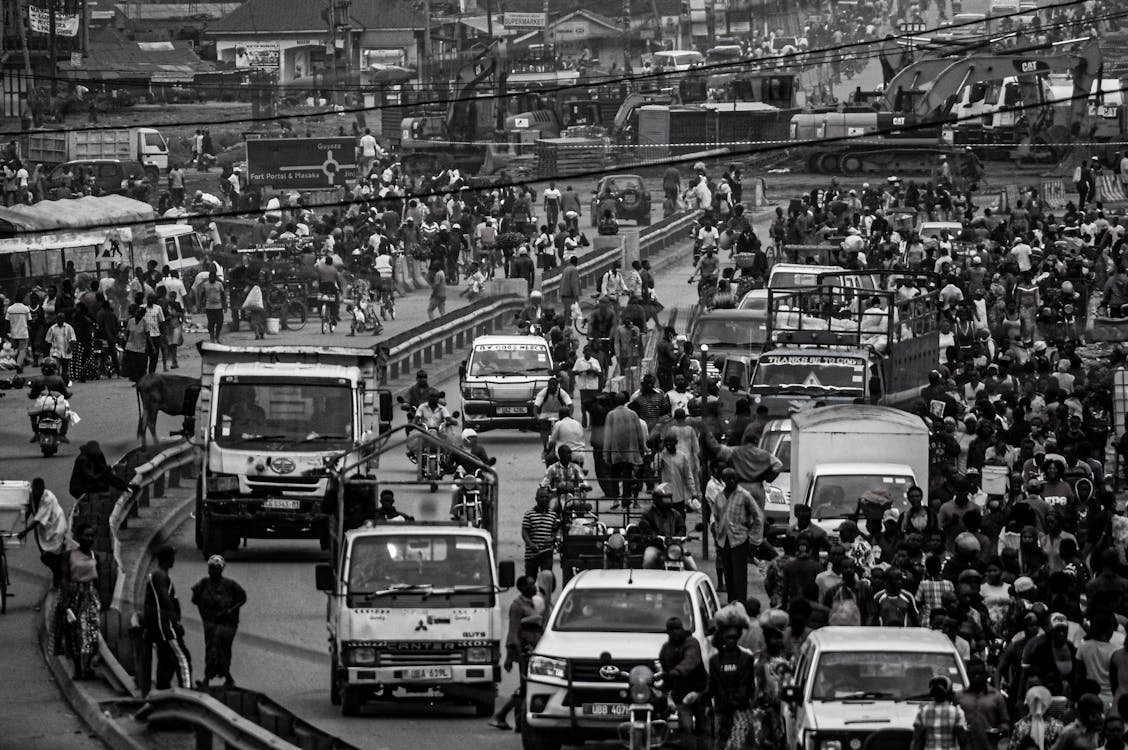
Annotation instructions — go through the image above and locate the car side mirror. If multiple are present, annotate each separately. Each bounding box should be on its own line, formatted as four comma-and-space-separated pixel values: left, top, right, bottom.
780, 685, 800, 704
488, 457, 497, 466
498, 560, 516, 588
459, 362, 467, 379
315, 563, 334, 592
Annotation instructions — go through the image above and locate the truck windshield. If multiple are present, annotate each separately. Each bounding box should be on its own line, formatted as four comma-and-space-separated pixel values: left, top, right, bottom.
213, 379, 353, 448
695, 317, 766, 348
467, 344, 551, 377
809, 474, 913, 521
347, 535, 493, 607
553, 589, 692, 633
811, 651, 964, 701
751, 356, 867, 391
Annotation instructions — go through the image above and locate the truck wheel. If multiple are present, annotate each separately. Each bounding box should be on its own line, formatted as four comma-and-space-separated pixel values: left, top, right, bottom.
194, 480, 204, 551
329, 661, 342, 706
200, 515, 226, 558
340, 686, 363, 717
473, 694, 495, 717
520, 725, 562, 750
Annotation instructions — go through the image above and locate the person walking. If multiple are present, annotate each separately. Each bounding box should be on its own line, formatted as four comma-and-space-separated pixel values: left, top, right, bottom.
684, 605, 757, 750
18, 477, 68, 589
195, 270, 226, 343
521, 489, 558, 578
43, 311, 75, 386
910, 675, 970, 750
190, 555, 247, 688
602, 392, 648, 506
659, 616, 709, 746
68, 440, 130, 500
142, 294, 165, 374
428, 265, 447, 320
488, 575, 541, 730
559, 255, 582, 320
51, 522, 101, 681
143, 545, 192, 694
4, 291, 30, 371
711, 467, 761, 605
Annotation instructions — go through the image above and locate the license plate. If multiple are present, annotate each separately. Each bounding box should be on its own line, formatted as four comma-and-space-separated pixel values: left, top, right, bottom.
497, 406, 526, 415
38, 419, 61, 429
263, 498, 300, 510
582, 703, 628, 717
404, 667, 452, 681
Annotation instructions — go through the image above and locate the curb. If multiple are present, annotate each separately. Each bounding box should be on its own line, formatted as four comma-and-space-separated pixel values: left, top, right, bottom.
40, 492, 195, 750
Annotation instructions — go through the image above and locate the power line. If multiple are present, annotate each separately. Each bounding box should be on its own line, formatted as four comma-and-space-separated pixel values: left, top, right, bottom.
0, 79, 1116, 238
2, 0, 1096, 136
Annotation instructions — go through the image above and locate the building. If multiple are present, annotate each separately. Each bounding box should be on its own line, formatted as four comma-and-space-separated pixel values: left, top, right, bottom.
207, 0, 426, 84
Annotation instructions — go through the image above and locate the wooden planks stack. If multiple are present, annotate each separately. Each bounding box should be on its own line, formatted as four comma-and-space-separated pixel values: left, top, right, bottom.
535, 137, 607, 180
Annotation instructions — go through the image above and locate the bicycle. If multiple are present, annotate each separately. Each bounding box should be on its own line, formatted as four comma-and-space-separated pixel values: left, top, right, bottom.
319, 294, 340, 334
267, 287, 308, 331
379, 283, 397, 320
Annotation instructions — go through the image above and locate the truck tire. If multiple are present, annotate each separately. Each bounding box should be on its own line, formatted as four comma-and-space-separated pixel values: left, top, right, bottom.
520, 725, 563, 750
330, 660, 342, 706
194, 480, 204, 551
473, 694, 495, 717
341, 686, 363, 717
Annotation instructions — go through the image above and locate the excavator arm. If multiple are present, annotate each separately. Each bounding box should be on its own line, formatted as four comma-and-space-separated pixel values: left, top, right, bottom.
883, 56, 979, 112
911, 36, 1101, 127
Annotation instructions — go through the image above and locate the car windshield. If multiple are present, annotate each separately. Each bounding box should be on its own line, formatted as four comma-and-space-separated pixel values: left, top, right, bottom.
751, 355, 867, 391
553, 589, 693, 633
468, 343, 551, 377
811, 651, 964, 700
347, 535, 493, 607
809, 474, 913, 520
770, 271, 828, 288
738, 294, 767, 311
695, 317, 766, 347
213, 378, 354, 448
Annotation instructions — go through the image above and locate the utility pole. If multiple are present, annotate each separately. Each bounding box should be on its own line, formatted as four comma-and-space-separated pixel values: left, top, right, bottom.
48, 0, 57, 95
542, 0, 549, 52
421, 0, 430, 93
485, 0, 493, 40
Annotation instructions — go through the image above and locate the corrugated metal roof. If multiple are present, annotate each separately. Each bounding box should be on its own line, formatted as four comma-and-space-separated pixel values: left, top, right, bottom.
210, 0, 425, 34
113, 3, 241, 20
58, 39, 214, 81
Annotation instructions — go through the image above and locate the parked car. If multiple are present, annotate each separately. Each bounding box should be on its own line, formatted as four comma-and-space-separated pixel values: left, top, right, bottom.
43, 159, 151, 199
590, 174, 651, 227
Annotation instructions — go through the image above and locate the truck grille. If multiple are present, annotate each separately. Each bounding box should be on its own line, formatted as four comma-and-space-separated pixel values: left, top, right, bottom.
569, 659, 653, 683
562, 687, 630, 706
378, 651, 463, 666
245, 475, 324, 495
818, 730, 913, 750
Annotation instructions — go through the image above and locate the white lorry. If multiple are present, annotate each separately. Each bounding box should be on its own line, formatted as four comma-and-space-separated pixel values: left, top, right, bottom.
193, 342, 391, 557
315, 430, 512, 717
790, 404, 928, 537
25, 127, 169, 178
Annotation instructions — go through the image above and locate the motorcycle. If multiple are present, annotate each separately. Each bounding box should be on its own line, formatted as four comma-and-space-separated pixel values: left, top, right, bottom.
612, 662, 669, 750
451, 464, 493, 528
345, 288, 383, 336
651, 535, 697, 571
35, 413, 64, 457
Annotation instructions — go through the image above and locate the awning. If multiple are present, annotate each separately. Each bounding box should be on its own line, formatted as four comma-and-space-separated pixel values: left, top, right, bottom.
0, 195, 155, 253
58, 39, 215, 83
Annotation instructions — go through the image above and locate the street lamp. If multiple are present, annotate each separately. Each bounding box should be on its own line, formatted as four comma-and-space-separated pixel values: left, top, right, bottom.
698, 343, 710, 560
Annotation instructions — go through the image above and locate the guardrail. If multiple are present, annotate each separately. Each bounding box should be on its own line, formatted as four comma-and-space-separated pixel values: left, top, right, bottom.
137, 686, 364, 750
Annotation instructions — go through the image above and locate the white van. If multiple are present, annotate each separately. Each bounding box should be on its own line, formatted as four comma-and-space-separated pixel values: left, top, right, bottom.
459, 334, 554, 432
153, 224, 206, 279
652, 50, 705, 73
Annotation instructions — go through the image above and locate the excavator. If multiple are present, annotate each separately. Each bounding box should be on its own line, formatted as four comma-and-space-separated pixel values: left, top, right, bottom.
791, 36, 1110, 174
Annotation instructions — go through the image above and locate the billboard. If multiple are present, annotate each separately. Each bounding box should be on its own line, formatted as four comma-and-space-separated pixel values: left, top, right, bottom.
246, 137, 358, 189
234, 41, 281, 70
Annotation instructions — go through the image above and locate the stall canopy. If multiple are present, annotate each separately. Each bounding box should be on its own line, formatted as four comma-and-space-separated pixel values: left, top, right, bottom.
58, 39, 215, 82
0, 195, 155, 253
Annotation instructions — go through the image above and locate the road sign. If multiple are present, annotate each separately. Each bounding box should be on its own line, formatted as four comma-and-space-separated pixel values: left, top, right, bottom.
503, 12, 546, 27
245, 137, 357, 189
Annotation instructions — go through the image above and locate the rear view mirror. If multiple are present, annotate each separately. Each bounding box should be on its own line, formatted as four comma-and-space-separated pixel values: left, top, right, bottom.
315, 563, 335, 592
498, 560, 516, 588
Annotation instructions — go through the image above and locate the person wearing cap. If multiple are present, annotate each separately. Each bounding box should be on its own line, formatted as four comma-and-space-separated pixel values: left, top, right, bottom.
1024, 611, 1084, 699
509, 244, 536, 294
190, 554, 247, 688
910, 674, 969, 750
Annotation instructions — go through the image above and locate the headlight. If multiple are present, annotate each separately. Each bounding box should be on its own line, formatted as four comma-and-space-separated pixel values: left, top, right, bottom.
666, 544, 684, 561
767, 484, 788, 506
466, 647, 493, 663
820, 741, 843, 750
346, 646, 376, 665
207, 474, 239, 493
528, 655, 567, 680
463, 386, 489, 400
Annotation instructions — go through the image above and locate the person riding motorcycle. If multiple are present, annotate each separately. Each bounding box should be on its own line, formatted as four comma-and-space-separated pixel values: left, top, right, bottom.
638, 483, 695, 570
542, 445, 589, 514
27, 357, 72, 443
405, 370, 431, 410
407, 388, 455, 462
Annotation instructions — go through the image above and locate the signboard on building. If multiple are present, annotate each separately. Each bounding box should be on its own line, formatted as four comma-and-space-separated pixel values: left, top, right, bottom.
246, 137, 357, 189
234, 41, 281, 70
503, 12, 546, 27
28, 6, 80, 36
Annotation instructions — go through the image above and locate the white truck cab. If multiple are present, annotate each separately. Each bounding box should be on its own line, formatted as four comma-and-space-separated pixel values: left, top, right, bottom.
523, 569, 720, 750
782, 627, 968, 750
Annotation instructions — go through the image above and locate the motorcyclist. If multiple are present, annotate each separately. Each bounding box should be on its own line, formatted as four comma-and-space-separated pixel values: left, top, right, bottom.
405, 370, 431, 409
517, 290, 549, 333
638, 483, 695, 570
408, 389, 454, 462
27, 357, 72, 443
542, 445, 589, 514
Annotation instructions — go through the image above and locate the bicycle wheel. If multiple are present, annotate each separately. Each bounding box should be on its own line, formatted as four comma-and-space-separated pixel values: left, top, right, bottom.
320, 302, 329, 334
283, 301, 308, 331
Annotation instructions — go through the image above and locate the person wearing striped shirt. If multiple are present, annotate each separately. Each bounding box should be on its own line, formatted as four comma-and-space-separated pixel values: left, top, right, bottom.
521, 489, 559, 578
872, 568, 920, 627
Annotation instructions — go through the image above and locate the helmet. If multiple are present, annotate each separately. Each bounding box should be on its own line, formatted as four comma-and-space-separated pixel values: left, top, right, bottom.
40, 357, 57, 374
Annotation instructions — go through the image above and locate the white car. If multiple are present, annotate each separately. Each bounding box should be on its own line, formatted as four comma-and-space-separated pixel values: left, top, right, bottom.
522, 569, 721, 750
782, 627, 969, 750
757, 418, 792, 526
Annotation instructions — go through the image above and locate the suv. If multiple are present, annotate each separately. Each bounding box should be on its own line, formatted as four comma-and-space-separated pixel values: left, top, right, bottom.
782, 627, 968, 750
44, 159, 150, 199
523, 569, 720, 750
590, 174, 651, 227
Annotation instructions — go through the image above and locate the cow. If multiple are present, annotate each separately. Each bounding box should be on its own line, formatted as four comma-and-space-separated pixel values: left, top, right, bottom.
135, 373, 201, 446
